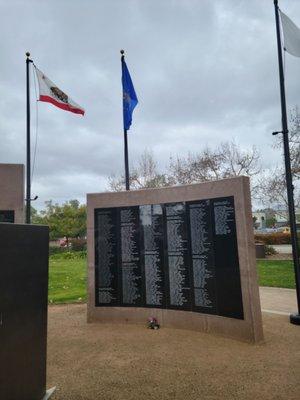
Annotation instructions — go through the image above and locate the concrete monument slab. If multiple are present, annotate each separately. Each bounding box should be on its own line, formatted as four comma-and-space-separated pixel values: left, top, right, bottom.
0, 163, 24, 223
87, 176, 263, 342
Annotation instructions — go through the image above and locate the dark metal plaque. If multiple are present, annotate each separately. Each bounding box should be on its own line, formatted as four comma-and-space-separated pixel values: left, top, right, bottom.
187, 200, 217, 315
0, 210, 14, 223
140, 204, 165, 308
95, 208, 119, 306
0, 223, 49, 400
164, 202, 191, 310
94, 196, 244, 320
119, 206, 144, 306
212, 197, 244, 319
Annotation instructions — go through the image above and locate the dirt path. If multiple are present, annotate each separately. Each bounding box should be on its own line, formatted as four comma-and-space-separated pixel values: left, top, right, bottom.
47, 304, 300, 400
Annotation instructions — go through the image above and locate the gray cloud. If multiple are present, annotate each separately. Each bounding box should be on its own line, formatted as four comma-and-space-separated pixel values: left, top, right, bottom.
0, 0, 299, 208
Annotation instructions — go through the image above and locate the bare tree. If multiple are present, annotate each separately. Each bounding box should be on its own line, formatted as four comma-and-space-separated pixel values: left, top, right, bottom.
287, 107, 300, 178
167, 141, 261, 193
258, 168, 288, 216
218, 141, 261, 178
273, 107, 300, 178
108, 141, 261, 194
108, 149, 168, 191
258, 168, 300, 218
167, 150, 222, 185
258, 107, 300, 213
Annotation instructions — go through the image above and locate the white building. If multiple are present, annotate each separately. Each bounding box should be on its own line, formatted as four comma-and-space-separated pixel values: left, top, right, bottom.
252, 212, 266, 229
274, 209, 300, 227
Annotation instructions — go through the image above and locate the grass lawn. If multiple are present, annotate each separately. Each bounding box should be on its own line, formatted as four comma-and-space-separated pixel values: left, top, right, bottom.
257, 259, 295, 289
49, 256, 87, 303
48, 255, 295, 304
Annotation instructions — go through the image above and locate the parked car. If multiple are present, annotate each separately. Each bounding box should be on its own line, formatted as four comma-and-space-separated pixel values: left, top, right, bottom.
254, 228, 278, 234
277, 226, 291, 234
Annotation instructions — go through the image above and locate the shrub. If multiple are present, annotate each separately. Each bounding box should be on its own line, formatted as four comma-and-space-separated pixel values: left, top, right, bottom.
70, 238, 87, 251
49, 246, 69, 256
254, 233, 291, 245
50, 250, 87, 260
265, 245, 278, 255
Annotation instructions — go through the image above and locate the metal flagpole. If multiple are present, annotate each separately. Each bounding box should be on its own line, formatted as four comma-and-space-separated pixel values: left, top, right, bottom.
121, 50, 130, 191
120, 50, 130, 190
123, 127, 130, 191
26, 52, 33, 224
274, 0, 300, 325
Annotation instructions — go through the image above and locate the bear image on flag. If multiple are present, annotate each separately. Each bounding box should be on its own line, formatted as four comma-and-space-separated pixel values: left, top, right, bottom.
35, 66, 85, 115
50, 86, 68, 103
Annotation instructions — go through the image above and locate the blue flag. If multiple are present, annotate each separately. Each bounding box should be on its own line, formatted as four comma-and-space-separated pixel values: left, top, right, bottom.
122, 58, 138, 131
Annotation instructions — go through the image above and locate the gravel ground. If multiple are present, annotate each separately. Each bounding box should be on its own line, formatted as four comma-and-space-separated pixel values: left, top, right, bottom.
47, 304, 300, 400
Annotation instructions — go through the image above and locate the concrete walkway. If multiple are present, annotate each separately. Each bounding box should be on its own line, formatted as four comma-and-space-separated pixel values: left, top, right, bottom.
272, 244, 292, 254
259, 286, 298, 315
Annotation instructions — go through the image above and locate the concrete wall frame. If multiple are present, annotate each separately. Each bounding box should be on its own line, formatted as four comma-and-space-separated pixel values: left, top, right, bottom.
87, 176, 264, 343
0, 163, 24, 223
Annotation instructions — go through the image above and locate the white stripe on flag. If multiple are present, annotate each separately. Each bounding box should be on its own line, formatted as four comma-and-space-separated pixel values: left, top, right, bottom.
280, 10, 300, 57
35, 67, 85, 115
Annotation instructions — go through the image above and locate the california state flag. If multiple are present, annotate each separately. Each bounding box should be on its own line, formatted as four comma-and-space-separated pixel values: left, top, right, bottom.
35, 67, 85, 115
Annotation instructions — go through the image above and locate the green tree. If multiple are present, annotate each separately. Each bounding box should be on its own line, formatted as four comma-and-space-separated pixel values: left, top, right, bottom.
35, 200, 86, 242
252, 216, 257, 229
266, 217, 277, 228
31, 206, 39, 223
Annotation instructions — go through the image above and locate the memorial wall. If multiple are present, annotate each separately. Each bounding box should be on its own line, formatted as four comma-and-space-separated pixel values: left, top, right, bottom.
87, 177, 264, 342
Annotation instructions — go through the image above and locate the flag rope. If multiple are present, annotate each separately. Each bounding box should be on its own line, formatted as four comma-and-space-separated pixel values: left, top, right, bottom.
283, 46, 286, 76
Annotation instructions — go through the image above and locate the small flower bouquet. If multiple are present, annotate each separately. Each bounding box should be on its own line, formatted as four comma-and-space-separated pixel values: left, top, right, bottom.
147, 316, 160, 330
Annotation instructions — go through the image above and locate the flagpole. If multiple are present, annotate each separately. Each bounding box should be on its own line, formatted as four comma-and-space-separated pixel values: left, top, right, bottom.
121, 50, 130, 191
123, 128, 130, 191
26, 52, 33, 224
274, 0, 300, 325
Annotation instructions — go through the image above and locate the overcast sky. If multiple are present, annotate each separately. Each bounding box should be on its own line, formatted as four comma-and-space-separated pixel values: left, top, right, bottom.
1, 0, 300, 209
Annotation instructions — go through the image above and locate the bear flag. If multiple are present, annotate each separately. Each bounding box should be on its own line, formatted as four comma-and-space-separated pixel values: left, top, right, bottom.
35, 67, 85, 115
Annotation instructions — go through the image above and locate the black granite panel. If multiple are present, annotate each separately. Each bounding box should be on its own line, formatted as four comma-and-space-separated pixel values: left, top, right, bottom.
119, 206, 144, 306
187, 200, 217, 314
0, 210, 14, 223
165, 203, 191, 310
0, 223, 49, 400
94, 195, 244, 320
212, 197, 244, 319
140, 204, 165, 307
94, 208, 119, 306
